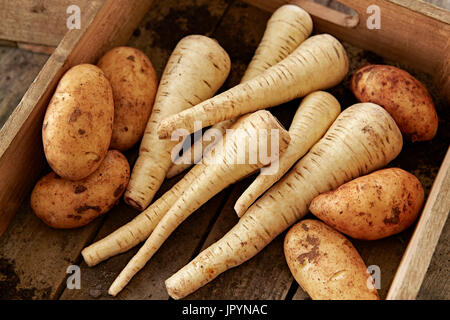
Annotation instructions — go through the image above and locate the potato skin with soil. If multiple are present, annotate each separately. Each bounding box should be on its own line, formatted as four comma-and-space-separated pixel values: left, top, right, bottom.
350, 64, 438, 142
284, 219, 379, 300
309, 168, 424, 240
42, 64, 114, 180
98, 47, 158, 151
31, 150, 130, 229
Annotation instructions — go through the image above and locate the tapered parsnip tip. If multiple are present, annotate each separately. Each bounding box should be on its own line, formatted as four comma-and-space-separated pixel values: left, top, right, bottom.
80, 248, 96, 267
165, 279, 183, 300
157, 119, 172, 139
166, 167, 179, 179
124, 194, 145, 211
108, 276, 128, 296
234, 202, 247, 217
166, 162, 190, 178
108, 286, 119, 297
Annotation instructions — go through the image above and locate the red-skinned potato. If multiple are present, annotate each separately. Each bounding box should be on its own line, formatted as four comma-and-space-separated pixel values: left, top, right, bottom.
31, 150, 130, 229
284, 219, 379, 300
42, 64, 114, 180
98, 47, 158, 151
309, 168, 424, 240
351, 64, 438, 142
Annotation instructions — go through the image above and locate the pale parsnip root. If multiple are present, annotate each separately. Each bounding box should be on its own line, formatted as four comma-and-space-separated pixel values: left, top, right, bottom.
165, 103, 403, 299
108, 110, 291, 296
240, 4, 313, 82
166, 4, 313, 178
234, 91, 341, 216
166, 119, 235, 178
158, 34, 348, 139
124, 35, 230, 211
81, 163, 204, 266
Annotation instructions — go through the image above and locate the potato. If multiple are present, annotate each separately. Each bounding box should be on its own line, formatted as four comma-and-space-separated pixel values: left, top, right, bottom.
31, 150, 130, 229
97, 47, 158, 151
43, 64, 114, 180
310, 168, 424, 240
284, 219, 379, 300
351, 64, 438, 141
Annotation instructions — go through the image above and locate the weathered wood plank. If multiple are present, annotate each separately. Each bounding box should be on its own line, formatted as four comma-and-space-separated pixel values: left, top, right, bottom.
16, 43, 55, 55
244, 0, 450, 101
59, 173, 230, 300
183, 1, 305, 299
0, 0, 448, 301
388, 148, 450, 299
427, 0, 449, 8
0, 0, 98, 46
186, 179, 294, 300
327, 0, 356, 15
0, 195, 106, 299
388, 0, 450, 24
0, 0, 154, 235
0, 47, 49, 129
291, 41, 450, 300
417, 215, 450, 300
0, 0, 156, 299
59, 0, 232, 300
0, 0, 104, 237
0, 147, 136, 300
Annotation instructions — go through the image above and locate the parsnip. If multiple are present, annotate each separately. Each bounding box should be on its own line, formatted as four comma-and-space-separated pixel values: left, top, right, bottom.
167, 4, 313, 178
108, 110, 291, 296
165, 103, 403, 299
124, 35, 230, 211
82, 166, 202, 266
235, 91, 341, 216
157, 34, 348, 139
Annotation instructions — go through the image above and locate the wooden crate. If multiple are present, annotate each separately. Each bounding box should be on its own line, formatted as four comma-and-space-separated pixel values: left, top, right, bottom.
0, 0, 448, 300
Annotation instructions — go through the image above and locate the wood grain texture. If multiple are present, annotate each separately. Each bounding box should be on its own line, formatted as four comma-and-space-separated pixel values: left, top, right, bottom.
291, 40, 450, 300
184, 1, 304, 299
60, 175, 230, 300
0, 197, 105, 299
186, 179, 294, 300
59, 0, 231, 300
16, 43, 55, 55
389, 0, 450, 24
0, 47, 48, 128
0, 0, 95, 46
243, 0, 450, 100
417, 215, 450, 300
0, 0, 154, 236
387, 147, 450, 300
0, 0, 448, 300
0, 0, 102, 237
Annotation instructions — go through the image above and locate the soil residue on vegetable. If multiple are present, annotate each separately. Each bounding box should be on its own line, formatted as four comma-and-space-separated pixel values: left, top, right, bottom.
75, 205, 101, 214
74, 185, 87, 194
69, 108, 82, 123
384, 206, 401, 225
113, 184, 125, 197
297, 235, 320, 265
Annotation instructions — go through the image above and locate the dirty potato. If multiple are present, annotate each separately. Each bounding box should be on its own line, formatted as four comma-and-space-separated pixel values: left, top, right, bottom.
42, 64, 114, 180
351, 64, 438, 141
98, 47, 158, 151
310, 168, 424, 240
284, 219, 379, 300
31, 150, 130, 229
